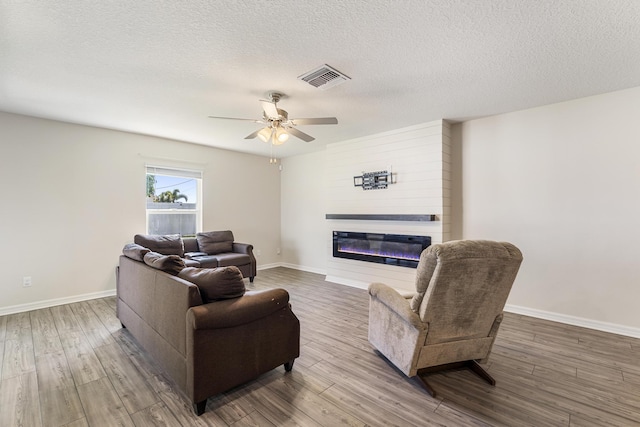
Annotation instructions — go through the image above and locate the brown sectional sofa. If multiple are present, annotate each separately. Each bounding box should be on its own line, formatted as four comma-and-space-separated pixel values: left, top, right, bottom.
116, 237, 299, 415
134, 230, 257, 282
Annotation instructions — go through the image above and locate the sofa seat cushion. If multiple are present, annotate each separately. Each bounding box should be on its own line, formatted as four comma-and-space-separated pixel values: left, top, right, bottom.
183, 258, 202, 268
215, 253, 251, 268
184, 252, 208, 259
178, 266, 246, 302
189, 256, 219, 268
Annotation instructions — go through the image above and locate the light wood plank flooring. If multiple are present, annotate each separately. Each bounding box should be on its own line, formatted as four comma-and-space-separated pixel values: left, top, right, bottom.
1, 267, 639, 426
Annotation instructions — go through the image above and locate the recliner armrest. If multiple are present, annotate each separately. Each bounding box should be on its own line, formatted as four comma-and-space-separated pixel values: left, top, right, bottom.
369, 282, 425, 330
187, 288, 290, 330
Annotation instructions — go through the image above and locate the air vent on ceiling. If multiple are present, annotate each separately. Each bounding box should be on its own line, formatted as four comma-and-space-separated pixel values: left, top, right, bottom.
298, 64, 351, 90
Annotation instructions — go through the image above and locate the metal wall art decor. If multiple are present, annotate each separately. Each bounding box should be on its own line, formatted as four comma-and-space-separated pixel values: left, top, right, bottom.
354, 168, 394, 190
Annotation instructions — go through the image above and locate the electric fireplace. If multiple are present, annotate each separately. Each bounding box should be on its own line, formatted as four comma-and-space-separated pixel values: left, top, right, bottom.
332, 231, 431, 268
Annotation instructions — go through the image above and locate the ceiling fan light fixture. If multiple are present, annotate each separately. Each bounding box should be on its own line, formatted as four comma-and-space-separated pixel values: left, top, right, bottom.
274, 127, 289, 145
208, 91, 338, 151
257, 127, 272, 142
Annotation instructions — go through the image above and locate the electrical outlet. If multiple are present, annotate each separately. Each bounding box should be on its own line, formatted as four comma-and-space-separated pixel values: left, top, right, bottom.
255, 249, 261, 256
23, 276, 32, 287
277, 248, 281, 255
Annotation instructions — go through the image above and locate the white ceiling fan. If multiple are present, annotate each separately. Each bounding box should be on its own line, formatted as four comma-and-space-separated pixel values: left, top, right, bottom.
208, 92, 338, 146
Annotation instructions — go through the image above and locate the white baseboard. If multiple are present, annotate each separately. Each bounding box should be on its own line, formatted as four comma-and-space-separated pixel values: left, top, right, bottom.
505, 304, 640, 339
324, 275, 369, 291
309, 267, 640, 339
256, 263, 282, 271
280, 263, 327, 276
12, 267, 633, 340
0, 289, 117, 316
257, 262, 327, 276
263, 263, 368, 289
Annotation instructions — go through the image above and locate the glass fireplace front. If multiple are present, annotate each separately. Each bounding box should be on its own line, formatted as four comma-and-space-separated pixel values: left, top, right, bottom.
332, 231, 431, 268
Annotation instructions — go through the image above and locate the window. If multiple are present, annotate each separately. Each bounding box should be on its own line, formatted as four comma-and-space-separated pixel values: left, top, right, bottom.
146, 166, 202, 236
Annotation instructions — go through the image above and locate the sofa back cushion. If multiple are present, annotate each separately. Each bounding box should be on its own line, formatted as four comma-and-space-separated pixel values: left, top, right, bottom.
135, 234, 184, 257
178, 266, 245, 303
183, 238, 200, 253
196, 231, 234, 254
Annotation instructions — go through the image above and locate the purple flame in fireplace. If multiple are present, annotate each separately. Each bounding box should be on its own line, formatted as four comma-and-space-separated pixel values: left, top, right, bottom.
332, 231, 431, 268
337, 240, 421, 261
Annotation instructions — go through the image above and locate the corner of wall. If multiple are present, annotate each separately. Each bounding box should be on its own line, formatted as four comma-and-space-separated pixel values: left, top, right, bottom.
448, 121, 463, 240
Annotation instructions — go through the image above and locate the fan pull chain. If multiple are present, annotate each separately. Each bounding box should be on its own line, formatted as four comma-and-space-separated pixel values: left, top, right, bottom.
269, 141, 278, 164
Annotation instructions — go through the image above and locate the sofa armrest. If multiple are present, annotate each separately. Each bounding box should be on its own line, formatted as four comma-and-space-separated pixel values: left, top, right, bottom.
187, 288, 290, 330
368, 282, 425, 330
232, 242, 253, 254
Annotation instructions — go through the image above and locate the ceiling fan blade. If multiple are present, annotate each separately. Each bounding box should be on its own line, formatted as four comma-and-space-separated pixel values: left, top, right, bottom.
260, 100, 280, 119
208, 116, 263, 123
244, 129, 262, 139
290, 117, 338, 125
288, 127, 315, 142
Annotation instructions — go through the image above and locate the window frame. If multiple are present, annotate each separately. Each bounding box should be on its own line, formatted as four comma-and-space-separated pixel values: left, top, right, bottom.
145, 165, 203, 236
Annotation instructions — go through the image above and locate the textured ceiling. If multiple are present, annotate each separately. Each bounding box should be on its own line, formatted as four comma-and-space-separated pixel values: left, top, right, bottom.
1, 0, 640, 158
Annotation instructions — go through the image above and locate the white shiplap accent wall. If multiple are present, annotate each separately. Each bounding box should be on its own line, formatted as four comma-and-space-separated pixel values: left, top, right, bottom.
325, 120, 450, 291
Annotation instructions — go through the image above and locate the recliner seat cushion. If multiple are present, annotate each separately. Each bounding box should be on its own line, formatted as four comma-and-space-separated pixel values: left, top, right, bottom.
134, 234, 185, 257
178, 266, 246, 302
196, 231, 234, 255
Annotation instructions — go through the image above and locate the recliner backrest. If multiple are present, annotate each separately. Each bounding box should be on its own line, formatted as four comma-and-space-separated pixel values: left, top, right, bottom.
410, 240, 522, 345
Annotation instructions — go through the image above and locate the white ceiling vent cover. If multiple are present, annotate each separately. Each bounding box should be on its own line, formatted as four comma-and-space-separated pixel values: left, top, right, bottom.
298, 64, 351, 90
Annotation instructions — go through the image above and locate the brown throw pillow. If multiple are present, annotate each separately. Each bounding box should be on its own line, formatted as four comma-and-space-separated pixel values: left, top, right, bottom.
122, 243, 150, 261
143, 251, 186, 275
178, 266, 245, 302
196, 231, 234, 255
134, 234, 184, 257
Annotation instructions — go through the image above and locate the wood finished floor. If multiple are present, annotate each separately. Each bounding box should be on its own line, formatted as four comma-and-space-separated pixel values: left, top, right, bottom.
1, 267, 640, 426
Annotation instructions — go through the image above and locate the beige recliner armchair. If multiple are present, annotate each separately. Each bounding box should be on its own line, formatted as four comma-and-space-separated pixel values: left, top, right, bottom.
368, 240, 523, 397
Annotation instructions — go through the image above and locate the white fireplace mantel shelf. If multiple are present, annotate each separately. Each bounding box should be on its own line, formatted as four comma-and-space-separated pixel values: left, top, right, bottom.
325, 214, 437, 222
